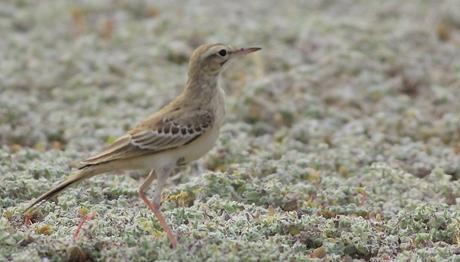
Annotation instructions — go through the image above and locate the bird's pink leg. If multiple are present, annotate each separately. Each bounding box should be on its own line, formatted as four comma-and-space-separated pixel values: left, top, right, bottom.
139, 168, 177, 248
139, 192, 177, 248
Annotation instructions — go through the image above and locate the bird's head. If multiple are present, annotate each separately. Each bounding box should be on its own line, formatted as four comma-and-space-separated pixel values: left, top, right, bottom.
188, 43, 261, 78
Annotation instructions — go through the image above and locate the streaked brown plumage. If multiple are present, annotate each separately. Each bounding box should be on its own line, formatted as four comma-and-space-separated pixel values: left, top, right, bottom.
23, 43, 261, 248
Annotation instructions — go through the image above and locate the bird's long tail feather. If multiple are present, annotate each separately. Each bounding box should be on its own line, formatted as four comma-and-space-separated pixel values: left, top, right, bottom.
23, 166, 100, 214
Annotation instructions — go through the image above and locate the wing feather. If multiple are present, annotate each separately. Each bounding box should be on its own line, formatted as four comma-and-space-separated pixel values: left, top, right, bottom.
79, 109, 213, 167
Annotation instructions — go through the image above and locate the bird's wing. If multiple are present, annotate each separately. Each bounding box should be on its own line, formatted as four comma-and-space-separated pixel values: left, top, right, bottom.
79, 109, 214, 167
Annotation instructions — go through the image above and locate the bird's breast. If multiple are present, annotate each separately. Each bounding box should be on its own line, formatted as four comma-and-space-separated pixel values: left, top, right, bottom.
177, 87, 226, 163
214, 87, 226, 126
176, 124, 222, 163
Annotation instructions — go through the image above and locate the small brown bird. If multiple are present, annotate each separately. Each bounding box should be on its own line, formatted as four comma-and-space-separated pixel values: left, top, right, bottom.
24, 43, 261, 248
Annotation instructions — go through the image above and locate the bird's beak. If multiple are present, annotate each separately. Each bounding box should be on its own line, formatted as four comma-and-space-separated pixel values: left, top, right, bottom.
231, 47, 262, 56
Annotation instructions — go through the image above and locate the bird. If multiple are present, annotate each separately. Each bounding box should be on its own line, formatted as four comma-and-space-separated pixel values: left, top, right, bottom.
23, 43, 261, 248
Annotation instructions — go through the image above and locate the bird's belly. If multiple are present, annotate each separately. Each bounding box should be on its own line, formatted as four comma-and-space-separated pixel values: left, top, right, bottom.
176, 125, 221, 163
130, 125, 222, 171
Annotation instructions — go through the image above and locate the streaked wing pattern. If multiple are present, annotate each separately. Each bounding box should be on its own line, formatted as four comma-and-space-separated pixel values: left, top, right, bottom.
130, 114, 212, 150
79, 110, 213, 167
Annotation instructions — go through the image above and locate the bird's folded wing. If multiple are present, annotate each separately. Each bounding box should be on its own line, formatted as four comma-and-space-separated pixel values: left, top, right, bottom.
79, 110, 214, 167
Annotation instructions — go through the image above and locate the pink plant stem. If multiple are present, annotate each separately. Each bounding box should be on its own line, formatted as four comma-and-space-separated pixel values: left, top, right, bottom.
73, 212, 96, 241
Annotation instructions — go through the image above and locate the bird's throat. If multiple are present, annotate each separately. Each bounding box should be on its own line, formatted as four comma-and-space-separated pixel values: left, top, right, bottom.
184, 73, 219, 104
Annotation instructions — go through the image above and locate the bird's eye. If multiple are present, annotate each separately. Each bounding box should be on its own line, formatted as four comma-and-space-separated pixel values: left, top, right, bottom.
218, 49, 227, 57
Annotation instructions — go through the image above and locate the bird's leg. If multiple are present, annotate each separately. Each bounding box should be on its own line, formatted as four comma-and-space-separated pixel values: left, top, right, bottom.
153, 167, 169, 205
139, 167, 177, 248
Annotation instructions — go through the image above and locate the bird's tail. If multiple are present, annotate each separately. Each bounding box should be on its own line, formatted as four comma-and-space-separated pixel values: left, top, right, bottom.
23, 165, 101, 214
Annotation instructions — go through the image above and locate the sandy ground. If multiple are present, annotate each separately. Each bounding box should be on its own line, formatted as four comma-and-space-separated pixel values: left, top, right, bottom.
1, 0, 460, 261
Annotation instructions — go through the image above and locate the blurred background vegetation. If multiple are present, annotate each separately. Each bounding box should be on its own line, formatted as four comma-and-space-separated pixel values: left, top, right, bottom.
1, 0, 460, 261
